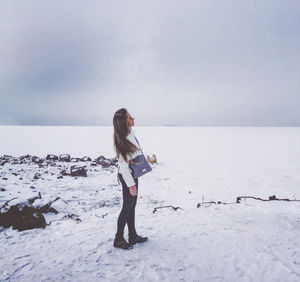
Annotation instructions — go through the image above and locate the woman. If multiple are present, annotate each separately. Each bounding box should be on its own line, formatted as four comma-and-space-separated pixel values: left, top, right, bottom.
113, 108, 148, 250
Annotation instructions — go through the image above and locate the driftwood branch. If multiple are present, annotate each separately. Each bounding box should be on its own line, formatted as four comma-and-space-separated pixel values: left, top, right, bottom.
197, 195, 300, 208
153, 205, 183, 214
236, 195, 300, 203
197, 201, 236, 208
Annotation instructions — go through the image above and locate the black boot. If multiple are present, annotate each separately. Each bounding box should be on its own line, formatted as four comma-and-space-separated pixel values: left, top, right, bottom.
113, 238, 133, 250
128, 233, 148, 245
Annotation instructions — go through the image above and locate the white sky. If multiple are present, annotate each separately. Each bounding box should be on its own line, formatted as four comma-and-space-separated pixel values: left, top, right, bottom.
0, 0, 299, 126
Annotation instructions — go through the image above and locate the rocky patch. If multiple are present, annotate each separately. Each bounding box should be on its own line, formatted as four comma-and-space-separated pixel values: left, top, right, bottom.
0, 196, 46, 231
0, 153, 117, 231
0, 194, 80, 231
0, 154, 117, 180
70, 165, 87, 177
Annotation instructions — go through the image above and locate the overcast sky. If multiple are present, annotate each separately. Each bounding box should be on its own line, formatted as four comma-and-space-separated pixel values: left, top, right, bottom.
0, 0, 299, 126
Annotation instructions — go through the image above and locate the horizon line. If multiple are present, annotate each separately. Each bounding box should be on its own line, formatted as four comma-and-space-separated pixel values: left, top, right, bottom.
0, 124, 299, 128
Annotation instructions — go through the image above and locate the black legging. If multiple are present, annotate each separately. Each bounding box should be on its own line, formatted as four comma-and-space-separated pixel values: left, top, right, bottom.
115, 173, 138, 240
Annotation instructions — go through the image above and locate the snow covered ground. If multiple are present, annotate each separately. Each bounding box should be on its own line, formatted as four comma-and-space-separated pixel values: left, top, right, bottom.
0, 126, 300, 281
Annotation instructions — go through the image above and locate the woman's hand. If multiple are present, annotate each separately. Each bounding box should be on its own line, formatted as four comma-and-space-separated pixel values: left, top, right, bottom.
129, 185, 137, 196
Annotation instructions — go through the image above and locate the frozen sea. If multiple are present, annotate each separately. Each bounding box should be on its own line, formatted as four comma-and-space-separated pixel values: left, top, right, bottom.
0, 126, 300, 281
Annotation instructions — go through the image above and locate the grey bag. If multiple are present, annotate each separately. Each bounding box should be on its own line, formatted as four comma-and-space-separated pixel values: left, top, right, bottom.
128, 135, 152, 178
129, 154, 152, 178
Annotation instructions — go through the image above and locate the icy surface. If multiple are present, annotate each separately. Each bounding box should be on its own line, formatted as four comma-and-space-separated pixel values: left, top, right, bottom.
0, 126, 300, 281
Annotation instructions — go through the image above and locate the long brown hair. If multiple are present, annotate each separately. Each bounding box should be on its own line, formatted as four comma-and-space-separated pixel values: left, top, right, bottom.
113, 108, 139, 162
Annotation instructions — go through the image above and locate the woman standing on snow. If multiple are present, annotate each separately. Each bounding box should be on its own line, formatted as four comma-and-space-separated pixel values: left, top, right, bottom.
113, 108, 148, 250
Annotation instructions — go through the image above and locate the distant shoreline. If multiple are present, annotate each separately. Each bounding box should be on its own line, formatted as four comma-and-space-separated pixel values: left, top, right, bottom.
0, 125, 299, 127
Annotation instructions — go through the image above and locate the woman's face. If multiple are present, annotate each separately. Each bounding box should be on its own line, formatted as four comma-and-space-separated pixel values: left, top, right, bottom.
127, 112, 135, 128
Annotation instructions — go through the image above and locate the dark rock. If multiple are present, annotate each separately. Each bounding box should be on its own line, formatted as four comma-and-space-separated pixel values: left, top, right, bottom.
0, 188, 6, 191
34, 173, 41, 180
57, 175, 63, 179
0, 160, 8, 166
32, 156, 43, 164
36, 197, 75, 218
35, 198, 59, 214
19, 177, 23, 180
47, 198, 68, 214
2, 155, 13, 160
27, 192, 42, 204
94, 155, 117, 168
20, 154, 31, 160
2, 178, 8, 180
81, 156, 91, 162
70, 165, 87, 177
94, 155, 106, 162
60, 169, 70, 176
12, 173, 18, 176
0, 201, 46, 231
46, 154, 58, 161
59, 154, 70, 162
